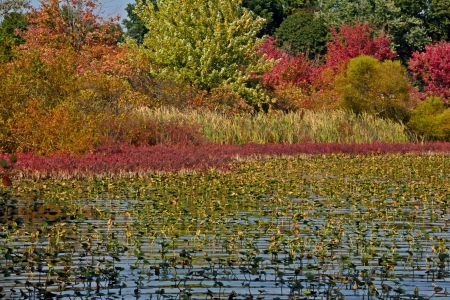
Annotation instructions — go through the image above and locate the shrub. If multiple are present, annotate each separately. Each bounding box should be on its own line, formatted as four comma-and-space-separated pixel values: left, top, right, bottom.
188, 86, 254, 115
258, 37, 312, 90
101, 114, 206, 148
408, 41, 450, 100
408, 96, 450, 141
271, 85, 317, 111
4, 101, 106, 155
337, 55, 412, 122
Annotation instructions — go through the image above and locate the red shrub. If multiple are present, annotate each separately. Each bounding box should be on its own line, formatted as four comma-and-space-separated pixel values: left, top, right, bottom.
409, 41, 450, 100
4, 142, 450, 180
323, 23, 396, 70
258, 37, 312, 89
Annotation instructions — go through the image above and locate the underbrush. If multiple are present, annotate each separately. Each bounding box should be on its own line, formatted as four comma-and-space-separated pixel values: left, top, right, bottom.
1, 106, 411, 156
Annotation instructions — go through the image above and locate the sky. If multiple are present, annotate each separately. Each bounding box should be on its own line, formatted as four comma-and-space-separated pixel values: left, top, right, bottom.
29, 0, 135, 24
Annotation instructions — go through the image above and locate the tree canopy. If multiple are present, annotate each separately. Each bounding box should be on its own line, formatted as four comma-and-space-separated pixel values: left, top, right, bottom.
274, 9, 328, 59
122, 0, 152, 44
0, 0, 29, 20
241, 0, 284, 36
317, 0, 431, 62
135, 0, 271, 106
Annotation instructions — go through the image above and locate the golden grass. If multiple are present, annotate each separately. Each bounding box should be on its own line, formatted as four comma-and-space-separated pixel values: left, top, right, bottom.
137, 107, 410, 144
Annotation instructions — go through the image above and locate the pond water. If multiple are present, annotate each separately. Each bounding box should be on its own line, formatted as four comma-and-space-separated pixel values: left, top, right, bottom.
1, 155, 450, 299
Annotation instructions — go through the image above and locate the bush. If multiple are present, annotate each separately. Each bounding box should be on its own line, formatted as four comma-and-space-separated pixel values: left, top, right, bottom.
408, 41, 450, 100
337, 55, 412, 122
2, 101, 105, 155
408, 97, 450, 141
188, 86, 254, 115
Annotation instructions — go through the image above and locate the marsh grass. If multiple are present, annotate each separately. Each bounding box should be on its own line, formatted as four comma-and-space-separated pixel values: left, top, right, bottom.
138, 107, 410, 144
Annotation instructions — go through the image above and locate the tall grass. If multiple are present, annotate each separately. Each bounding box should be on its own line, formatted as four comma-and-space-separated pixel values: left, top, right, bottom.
137, 107, 410, 144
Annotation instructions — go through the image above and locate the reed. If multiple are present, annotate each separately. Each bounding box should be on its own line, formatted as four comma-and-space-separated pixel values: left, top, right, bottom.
137, 107, 410, 144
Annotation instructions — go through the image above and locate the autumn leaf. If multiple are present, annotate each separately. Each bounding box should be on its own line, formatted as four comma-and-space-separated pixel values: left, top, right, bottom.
2, 175, 12, 187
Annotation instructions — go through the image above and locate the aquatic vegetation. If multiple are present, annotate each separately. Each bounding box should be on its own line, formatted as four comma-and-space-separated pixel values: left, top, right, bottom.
1, 154, 450, 299
3, 142, 450, 180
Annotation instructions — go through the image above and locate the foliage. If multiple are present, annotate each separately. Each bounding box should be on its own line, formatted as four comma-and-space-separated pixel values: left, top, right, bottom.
258, 36, 312, 89
392, 0, 432, 61
23, 0, 121, 53
268, 85, 313, 111
0, 154, 16, 187
281, 0, 318, 15
274, 9, 328, 59
323, 23, 396, 70
337, 55, 411, 122
0, 11, 27, 62
408, 96, 450, 141
310, 23, 397, 108
122, 0, 152, 44
7, 101, 106, 155
188, 85, 254, 114
427, 0, 450, 42
408, 41, 450, 101
257, 37, 318, 111
0, 0, 29, 19
0, 0, 151, 155
241, 0, 284, 36
135, 0, 271, 106
317, 0, 431, 62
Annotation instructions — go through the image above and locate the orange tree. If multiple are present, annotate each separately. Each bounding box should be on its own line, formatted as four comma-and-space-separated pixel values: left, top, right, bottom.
0, 0, 149, 155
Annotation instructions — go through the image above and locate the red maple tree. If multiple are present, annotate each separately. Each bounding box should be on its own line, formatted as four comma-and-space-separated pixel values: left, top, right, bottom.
409, 41, 450, 100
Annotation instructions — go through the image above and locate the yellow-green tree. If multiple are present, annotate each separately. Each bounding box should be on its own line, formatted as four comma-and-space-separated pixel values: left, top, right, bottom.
135, 0, 271, 106
408, 97, 450, 141
337, 55, 411, 122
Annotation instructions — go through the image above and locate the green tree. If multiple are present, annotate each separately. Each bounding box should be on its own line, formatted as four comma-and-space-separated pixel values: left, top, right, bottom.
281, 0, 318, 15
241, 0, 284, 36
428, 0, 450, 42
0, 11, 27, 62
337, 55, 411, 122
408, 96, 450, 141
135, 0, 271, 106
122, 0, 153, 44
274, 9, 328, 59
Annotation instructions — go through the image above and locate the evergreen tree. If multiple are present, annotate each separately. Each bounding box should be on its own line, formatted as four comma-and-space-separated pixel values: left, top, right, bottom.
274, 9, 328, 59
122, 0, 153, 44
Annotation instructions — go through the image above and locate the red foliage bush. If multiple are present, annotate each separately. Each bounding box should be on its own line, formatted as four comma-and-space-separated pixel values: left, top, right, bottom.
408, 41, 450, 100
323, 23, 396, 70
258, 37, 312, 89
